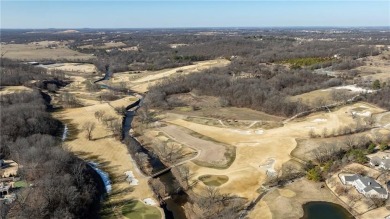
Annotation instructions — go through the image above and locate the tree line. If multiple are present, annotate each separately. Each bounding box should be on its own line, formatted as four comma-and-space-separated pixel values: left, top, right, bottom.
146, 64, 342, 117
0, 86, 100, 217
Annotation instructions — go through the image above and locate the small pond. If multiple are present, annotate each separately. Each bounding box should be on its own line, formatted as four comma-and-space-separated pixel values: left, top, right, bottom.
301, 201, 355, 219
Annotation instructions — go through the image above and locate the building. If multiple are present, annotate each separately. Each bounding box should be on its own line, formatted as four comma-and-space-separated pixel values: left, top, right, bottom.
0, 182, 11, 198
370, 156, 390, 170
341, 174, 388, 199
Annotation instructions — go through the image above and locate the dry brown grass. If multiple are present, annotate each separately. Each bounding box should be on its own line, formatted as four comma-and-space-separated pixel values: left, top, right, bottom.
78, 42, 127, 49
2, 42, 94, 61
0, 86, 32, 95
43, 63, 97, 73
256, 178, 347, 219
326, 163, 385, 215
128, 59, 230, 93
160, 125, 228, 165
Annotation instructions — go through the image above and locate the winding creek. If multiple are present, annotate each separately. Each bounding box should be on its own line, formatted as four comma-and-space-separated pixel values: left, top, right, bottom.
54, 82, 188, 218
122, 99, 188, 219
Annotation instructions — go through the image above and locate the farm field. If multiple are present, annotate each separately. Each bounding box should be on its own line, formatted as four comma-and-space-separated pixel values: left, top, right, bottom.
126, 58, 230, 93
42, 62, 97, 73
79, 41, 127, 49
1, 41, 94, 60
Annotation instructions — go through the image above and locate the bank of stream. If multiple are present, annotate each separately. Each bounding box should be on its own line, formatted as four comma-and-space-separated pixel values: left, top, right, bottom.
122, 98, 189, 219
53, 82, 188, 218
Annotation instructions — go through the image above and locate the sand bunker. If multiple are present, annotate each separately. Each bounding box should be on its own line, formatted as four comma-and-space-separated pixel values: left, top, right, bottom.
312, 118, 327, 123
352, 111, 372, 117
334, 85, 374, 93
124, 171, 139, 186
259, 158, 276, 176
143, 198, 157, 206
255, 130, 265, 134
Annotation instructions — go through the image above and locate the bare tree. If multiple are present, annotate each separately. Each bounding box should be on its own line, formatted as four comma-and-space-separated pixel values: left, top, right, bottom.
344, 135, 356, 149
94, 110, 105, 121
176, 165, 197, 190
82, 122, 96, 140
364, 115, 376, 126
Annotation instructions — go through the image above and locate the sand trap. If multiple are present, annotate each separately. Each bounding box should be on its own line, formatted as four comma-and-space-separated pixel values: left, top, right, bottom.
278, 188, 296, 198
143, 198, 157, 206
124, 171, 139, 186
255, 130, 265, 135
334, 85, 374, 93
312, 118, 327, 123
352, 111, 372, 117
259, 158, 276, 176
232, 130, 253, 135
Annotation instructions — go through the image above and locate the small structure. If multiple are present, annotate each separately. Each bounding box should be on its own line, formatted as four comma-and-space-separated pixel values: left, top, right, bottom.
1, 160, 19, 178
370, 156, 390, 170
0, 182, 11, 198
341, 174, 388, 199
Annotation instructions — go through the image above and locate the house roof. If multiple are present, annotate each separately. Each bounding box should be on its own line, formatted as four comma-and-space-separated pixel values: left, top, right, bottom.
344, 174, 358, 182
370, 156, 381, 164
381, 159, 390, 169
352, 174, 388, 195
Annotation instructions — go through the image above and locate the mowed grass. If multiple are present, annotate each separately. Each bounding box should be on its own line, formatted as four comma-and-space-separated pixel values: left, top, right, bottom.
13, 181, 28, 188
198, 175, 229, 186
121, 200, 161, 219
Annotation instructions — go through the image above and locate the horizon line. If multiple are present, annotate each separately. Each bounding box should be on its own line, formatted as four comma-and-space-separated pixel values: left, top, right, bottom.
1, 26, 389, 30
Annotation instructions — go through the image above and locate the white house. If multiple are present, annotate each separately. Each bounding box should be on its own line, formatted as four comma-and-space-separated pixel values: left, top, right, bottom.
341, 174, 388, 199
370, 156, 390, 170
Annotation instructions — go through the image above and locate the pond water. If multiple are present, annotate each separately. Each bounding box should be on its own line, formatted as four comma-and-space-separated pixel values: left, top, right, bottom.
301, 201, 355, 219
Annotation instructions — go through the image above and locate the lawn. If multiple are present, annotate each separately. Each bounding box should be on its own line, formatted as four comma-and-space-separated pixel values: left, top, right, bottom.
122, 200, 161, 219
13, 180, 28, 188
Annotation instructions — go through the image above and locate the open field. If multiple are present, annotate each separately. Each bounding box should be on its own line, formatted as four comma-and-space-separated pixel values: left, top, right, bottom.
198, 175, 229, 186
291, 85, 374, 107
126, 58, 230, 93
0, 86, 32, 95
356, 51, 390, 82
42, 62, 97, 73
168, 105, 284, 122
249, 178, 348, 219
159, 125, 231, 167
79, 42, 127, 49
121, 200, 162, 219
1, 42, 94, 61
159, 101, 387, 205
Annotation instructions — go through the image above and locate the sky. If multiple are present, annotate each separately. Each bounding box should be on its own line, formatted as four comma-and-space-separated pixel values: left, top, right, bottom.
1, 1, 389, 28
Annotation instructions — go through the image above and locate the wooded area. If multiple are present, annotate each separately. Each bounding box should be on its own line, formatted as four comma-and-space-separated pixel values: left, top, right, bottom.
0, 62, 100, 218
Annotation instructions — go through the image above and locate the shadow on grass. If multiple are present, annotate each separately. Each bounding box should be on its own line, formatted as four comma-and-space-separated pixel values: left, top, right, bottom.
93, 134, 116, 141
